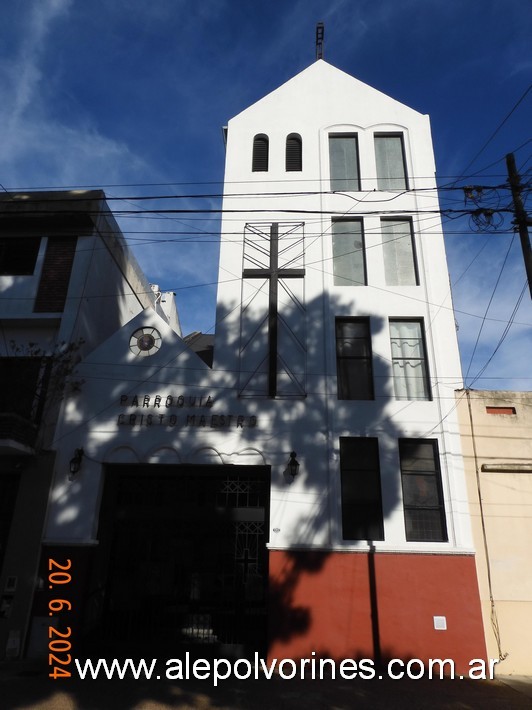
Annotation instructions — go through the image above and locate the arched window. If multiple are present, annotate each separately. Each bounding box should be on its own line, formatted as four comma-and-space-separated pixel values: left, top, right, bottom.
252, 134, 269, 172
286, 133, 302, 171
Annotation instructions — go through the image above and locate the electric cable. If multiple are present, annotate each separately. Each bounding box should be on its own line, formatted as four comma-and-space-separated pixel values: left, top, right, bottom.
463, 234, 517, 385
468, 281, 528, 389
446, 84, 532, 187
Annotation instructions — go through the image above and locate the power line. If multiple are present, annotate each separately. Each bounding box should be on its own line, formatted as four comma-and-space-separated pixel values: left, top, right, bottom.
464, 235, 517, 385
0, 185, 515, 208
1, 175, 517, 192
451, 138, 532, 183
468, 281, 528, 389
447, 84, 532, 187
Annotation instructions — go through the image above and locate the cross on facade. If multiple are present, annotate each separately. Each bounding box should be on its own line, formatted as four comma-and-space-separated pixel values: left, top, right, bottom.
243, 223, 305, 397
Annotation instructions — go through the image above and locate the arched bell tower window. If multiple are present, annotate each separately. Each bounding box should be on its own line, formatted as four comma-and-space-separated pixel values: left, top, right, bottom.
286, 133, 302, 171
252, 134, 269, 172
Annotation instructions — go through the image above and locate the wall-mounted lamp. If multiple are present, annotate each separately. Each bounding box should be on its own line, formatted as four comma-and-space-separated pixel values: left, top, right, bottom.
287, 451, 300, 481
68, 448, 84, 481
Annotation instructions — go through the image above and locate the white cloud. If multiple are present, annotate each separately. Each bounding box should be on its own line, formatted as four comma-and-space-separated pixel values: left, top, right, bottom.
6, 0, 72, 129
0, 0, 152, 188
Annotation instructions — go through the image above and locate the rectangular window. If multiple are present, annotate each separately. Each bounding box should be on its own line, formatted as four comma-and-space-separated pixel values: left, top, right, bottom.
381, 219, 418, 286
0, 357, 47, 423
329, 134, 360, 191
375, 134, 408, 190
399, 439, 447, 542
332, 219, 366, 286
0, 236, 41, 275
389, 320, 430, 400
335, 318, 373, 400
340, 437, 384, 541
34, 237, 77, 313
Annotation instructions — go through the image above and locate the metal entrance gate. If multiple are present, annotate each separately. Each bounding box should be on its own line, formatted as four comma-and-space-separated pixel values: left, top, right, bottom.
91, 465, 270, 656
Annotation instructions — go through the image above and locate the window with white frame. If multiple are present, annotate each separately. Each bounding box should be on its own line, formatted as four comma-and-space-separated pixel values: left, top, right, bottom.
381, 219, 418, 286
332, 219, 366, 286
399, 439, 447, 542
329, 134, 360, 191
389, 320, 430, 400
375, 134, 408, 190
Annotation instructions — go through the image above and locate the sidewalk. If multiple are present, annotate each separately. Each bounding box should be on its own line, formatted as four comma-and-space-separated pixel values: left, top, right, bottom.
499, 675, 532, 700
1, 661, 532, 710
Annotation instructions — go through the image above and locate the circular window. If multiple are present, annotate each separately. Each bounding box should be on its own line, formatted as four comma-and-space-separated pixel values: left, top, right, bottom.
129, 327, 162, 357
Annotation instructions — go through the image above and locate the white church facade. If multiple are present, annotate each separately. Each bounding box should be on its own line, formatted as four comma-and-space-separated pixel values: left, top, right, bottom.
2, 60, 487, 670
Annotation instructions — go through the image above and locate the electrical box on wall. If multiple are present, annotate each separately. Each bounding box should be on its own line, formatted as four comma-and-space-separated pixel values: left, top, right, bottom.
434, 615, 447, 631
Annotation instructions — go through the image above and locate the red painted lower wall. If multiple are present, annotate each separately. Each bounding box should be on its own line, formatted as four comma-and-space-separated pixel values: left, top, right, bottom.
268, 550, 486, 675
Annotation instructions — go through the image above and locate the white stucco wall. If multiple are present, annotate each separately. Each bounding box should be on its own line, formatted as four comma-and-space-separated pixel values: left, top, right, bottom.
215, 60, 471, 552
46, 61, 473, 561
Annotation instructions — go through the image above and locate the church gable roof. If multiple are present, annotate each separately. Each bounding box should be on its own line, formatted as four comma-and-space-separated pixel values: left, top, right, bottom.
230, 59, 426, 127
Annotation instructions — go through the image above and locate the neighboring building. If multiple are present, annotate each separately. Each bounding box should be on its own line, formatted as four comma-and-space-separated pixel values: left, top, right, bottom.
0, 190, 179, 659
456, 389, 532, 676
5, 60, 487, 671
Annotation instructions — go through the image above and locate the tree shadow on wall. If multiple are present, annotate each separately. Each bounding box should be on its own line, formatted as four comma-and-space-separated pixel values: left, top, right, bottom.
212, 290, 404, 663
20, 289, 411, 710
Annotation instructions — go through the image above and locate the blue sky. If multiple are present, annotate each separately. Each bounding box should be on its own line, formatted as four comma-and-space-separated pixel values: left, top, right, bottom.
1, 0, 530, 390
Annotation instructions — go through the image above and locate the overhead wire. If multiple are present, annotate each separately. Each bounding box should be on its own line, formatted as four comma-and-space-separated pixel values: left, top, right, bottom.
463, 234, 517, 385
2, 216, 529, 332
1, 174, 517, 192
468, 281, 528, 389
444, 83, 532, 187
3, 143, 529, 425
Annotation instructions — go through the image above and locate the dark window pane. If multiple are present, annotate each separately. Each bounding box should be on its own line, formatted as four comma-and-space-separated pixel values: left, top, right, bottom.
340, 438, 379, 470
0, 358, 44, 421
335, 318, 373, 400
342, 505, 384, 541
399, 441, 438, 472
252, 135, 269, 172
404, 509, 445, 543
336, 319, 368, 341
402, 475, 440, 507
0, 237, 40, 275
340, 438, 384, 541
286, 134, 302, 171
337, 360, 373, 399
399, 439, 447, 542
336, 328, 371, 357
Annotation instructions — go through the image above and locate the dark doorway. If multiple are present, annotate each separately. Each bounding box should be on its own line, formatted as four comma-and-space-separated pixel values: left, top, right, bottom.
85, 464, 270, 658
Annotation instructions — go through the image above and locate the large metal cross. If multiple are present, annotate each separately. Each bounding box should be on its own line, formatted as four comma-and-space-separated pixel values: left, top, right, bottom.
243, 223, 305, 397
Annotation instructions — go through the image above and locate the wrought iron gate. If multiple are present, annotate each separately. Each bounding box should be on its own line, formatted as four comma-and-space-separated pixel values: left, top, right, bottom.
93, 465, 270, 656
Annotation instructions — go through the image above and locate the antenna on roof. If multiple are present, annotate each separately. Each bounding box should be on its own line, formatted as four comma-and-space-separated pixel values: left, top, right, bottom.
316, 22, 324, 60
